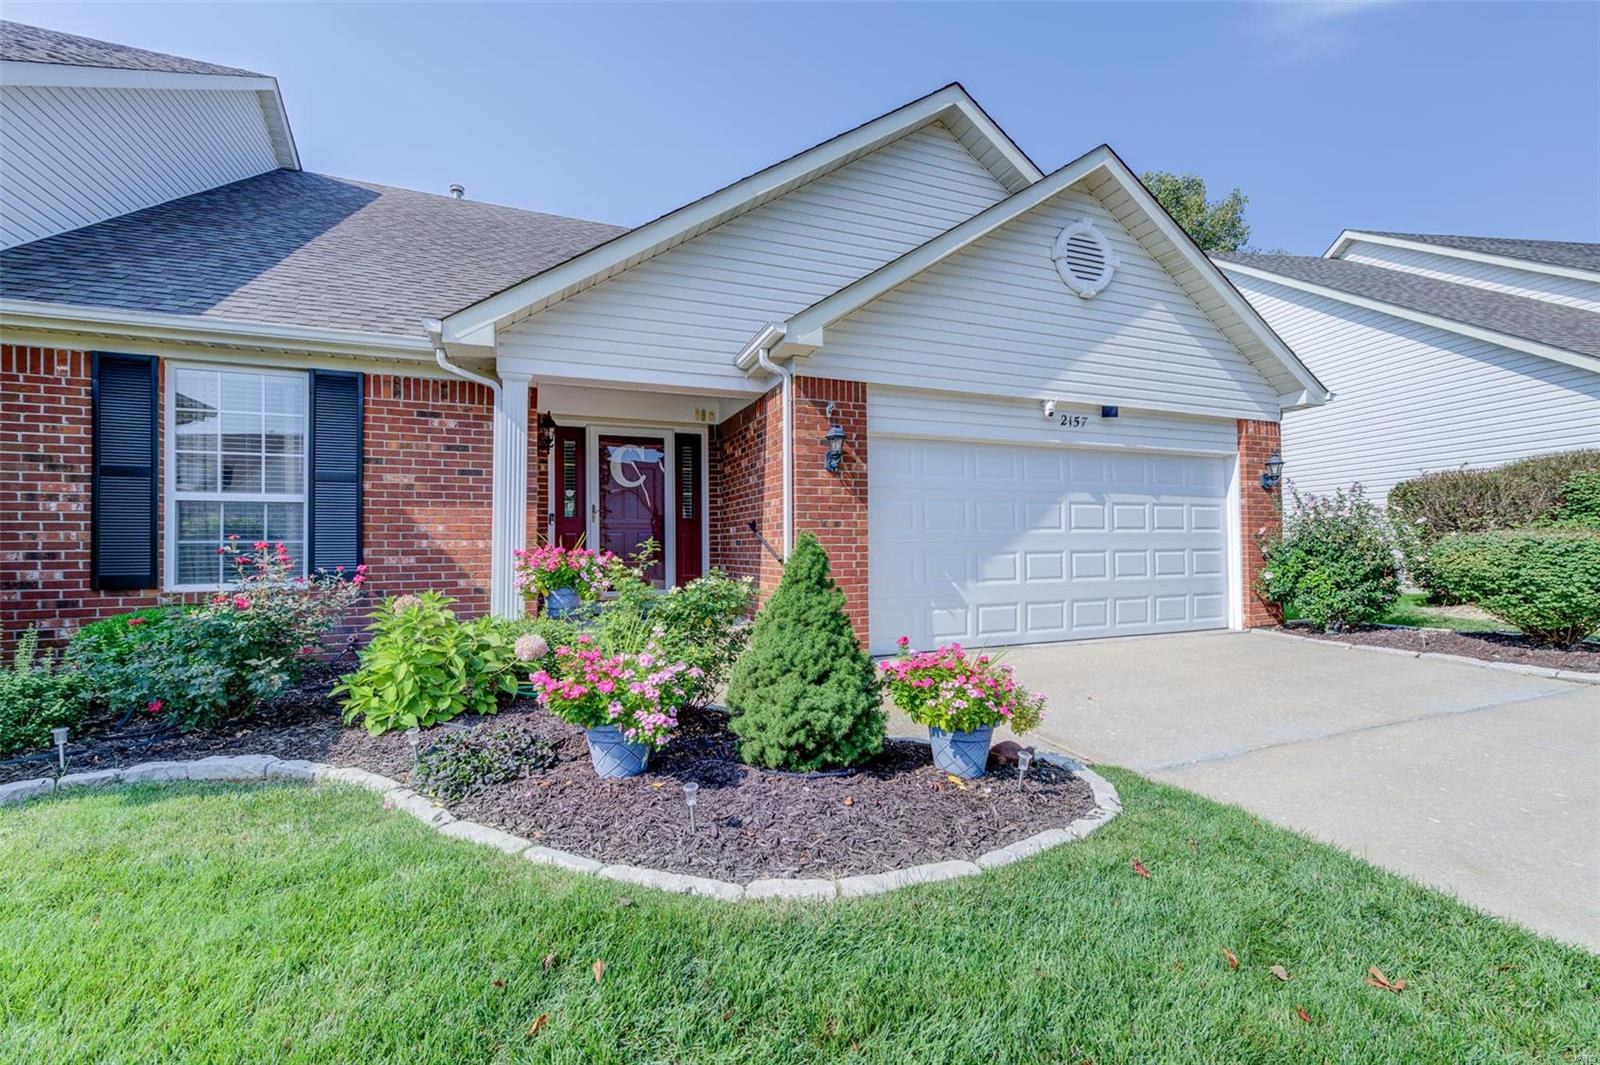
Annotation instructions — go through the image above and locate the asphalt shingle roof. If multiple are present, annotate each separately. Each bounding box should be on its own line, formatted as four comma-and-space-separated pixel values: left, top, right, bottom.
1359, 231, 1600, 274
1215, 252, 1600, 361
0, 169, 629, 339
0, 20, 263, 78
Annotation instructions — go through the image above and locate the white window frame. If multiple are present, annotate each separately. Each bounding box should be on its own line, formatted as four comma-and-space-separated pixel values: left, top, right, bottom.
163, 361, 310, 592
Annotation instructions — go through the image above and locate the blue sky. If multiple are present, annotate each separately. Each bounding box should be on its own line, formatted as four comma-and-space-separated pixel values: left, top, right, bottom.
10, 2, 1598, 252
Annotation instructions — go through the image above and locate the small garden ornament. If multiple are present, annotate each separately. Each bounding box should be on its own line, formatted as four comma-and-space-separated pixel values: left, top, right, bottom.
880, 639, 1045, 778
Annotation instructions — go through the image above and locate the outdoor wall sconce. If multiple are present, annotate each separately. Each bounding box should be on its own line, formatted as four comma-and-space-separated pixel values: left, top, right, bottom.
823, 403, 846, 474
536, 412, 557, 454
1261, 452, 1285, 491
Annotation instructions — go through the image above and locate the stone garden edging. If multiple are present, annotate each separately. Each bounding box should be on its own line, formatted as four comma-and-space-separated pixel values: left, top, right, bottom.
0, 742, 1121, 902
1253, 627, 1600, 685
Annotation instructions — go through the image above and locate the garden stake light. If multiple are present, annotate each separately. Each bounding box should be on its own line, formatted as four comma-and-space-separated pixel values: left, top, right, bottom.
51, 727, 69, 771
1017, 747, 1033, 790
683, 781, 699, 831
406, 727, 421, 770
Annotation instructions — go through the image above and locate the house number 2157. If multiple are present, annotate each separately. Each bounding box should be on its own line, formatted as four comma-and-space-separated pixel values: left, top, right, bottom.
1059, 413, 1089, 428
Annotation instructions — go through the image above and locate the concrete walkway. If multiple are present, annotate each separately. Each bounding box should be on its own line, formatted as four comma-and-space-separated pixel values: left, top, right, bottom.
890, 629, 1599, 950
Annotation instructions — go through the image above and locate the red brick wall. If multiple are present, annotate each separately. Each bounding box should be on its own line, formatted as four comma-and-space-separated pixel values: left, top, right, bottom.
708, 377, 870, 646
2, 346, 162, 646
1238, 418, 1284, 628
794, 376, 868, 643
1, 345, 508, 647
709, 386, 784, 597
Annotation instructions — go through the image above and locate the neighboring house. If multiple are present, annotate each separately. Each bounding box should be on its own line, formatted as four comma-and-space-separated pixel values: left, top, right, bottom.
1, 21, 1330, 655
1216, 232, 1600, 504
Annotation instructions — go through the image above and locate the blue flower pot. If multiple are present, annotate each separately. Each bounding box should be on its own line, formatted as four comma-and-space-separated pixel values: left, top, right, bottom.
929, 724, 994, 779
545, 586, 580, 618
586, 725, 650, 778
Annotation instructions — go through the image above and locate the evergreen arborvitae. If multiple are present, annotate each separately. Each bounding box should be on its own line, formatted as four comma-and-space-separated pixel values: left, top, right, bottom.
724, 534, 884, 771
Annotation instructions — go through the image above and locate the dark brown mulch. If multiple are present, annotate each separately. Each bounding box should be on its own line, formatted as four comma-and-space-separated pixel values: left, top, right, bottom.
1286, 625, 1599, 673
3, 676, 1098, 882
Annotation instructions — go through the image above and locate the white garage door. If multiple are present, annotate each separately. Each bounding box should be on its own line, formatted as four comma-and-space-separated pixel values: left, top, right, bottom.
869, 438, 1231, 653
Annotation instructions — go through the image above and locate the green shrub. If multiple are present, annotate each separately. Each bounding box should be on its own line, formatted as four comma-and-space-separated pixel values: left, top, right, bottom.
724, 535, 883, 771
413, 723, 558, 805
0, 629, 84, 757
1258, 485, 1400, 631
1389, 450, 1600, 590
336, 593, 520, 735
1424, 529, 1600, 646
1556, 471, 1600, 528
590, 558, 753, 705
67, 546, 362, 730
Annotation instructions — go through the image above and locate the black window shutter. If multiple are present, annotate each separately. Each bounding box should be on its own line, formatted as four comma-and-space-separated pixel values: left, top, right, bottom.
91, 352, 158, 590
307, 370, 363, 575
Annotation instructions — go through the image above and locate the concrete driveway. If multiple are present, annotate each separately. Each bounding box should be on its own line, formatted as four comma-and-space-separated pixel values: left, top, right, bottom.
892, 630, 1600, 950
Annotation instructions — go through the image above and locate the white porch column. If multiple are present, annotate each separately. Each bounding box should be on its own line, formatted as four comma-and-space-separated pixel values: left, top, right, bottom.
490, 372, 531, 618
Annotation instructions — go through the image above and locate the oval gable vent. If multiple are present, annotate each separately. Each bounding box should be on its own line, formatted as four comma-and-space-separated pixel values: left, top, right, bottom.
1051, 220, 1119, 298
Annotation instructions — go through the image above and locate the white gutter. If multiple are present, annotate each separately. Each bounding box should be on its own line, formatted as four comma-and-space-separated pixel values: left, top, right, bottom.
736, 323, 794, 558
423, 318, 526, 620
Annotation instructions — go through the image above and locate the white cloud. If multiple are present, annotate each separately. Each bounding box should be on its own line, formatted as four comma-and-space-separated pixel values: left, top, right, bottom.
1249, 0, 1395, 60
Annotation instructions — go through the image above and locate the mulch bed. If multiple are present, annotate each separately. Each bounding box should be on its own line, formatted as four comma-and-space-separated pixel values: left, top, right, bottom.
2, 672, 1099, 882
1286, 624, 1599, 673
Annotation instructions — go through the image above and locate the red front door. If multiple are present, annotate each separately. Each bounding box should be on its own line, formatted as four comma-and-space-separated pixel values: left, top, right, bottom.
597, 434, 667, 586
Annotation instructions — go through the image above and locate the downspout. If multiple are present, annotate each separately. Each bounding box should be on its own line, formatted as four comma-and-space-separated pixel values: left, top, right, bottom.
423, 318, 522, 619
754, 346, 794, 557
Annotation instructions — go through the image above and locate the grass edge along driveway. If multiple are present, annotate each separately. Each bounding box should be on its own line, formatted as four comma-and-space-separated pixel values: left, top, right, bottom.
1, 775, 1595, 1064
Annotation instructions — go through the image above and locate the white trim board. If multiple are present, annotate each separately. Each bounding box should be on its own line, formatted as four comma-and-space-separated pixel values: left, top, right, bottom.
1324, 230, 1600, 284
1217, 259, 1600, 375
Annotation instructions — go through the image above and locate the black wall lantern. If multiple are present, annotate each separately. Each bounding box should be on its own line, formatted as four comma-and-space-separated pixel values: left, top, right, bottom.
822, 402, 846, 474
536, 412, 557, 454
1260, 452, 1284, 491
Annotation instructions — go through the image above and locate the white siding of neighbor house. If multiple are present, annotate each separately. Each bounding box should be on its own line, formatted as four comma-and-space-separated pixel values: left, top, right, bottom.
495, 123, 1011, 393
1336, 240, 1600, 313
804, 185, 1283, 420
0, 84, 281, 249
1232, 272, 1600, 504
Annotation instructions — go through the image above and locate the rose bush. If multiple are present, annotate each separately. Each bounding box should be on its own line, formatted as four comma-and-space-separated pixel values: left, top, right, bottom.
72, 541, 364, 729
880, 640, 1045, 735
526, 636, 698, 748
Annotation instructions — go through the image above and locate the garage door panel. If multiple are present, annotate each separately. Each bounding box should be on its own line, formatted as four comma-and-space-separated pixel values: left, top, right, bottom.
870, 437, 1232, 653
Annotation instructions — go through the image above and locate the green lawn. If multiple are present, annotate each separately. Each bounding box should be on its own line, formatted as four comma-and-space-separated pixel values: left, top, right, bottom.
1378, 592, 1509, 633
2, 778, 1594, 1064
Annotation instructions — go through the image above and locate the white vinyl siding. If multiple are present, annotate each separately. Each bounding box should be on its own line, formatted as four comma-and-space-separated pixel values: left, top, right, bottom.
1234, 273, 1600, 504
496, 123, 1010, 393
0, 84, 280, 249
1337, 240, 1600, 314
805, 185, 1283, 420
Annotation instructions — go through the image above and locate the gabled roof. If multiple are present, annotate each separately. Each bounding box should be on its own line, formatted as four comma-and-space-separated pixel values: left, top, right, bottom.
0, 19, 262, 77
0, 169, 626, 343
738, 145, 1329, 409
1325, 229, 1600, 279
439, 83, 1043, 345
1216, 252, 1600, 370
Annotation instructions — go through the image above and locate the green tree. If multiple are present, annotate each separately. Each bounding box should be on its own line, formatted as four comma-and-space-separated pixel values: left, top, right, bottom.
724, 535, 884, 771
1141, 171, 1251, 252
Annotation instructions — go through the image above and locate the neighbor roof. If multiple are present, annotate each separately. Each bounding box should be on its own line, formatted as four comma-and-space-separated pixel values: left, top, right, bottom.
1344, 231, 1600, 274
0, 20, 263, 78
1215, 252, 1600, 362
0, 169, 628, 339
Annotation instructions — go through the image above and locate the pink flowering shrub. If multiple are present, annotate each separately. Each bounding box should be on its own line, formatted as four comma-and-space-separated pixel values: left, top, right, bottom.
527, 636, 700, 748
513, 543, 617, 606
880, 640, 1045, 735
73, 540, 365, 730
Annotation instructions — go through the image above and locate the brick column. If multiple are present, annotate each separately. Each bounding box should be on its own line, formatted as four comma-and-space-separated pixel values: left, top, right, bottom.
794, 377, 868, 645
1237, 418, 1283, 628
709, 386, 784, 598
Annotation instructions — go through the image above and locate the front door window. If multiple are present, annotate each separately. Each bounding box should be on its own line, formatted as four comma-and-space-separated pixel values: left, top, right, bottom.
598, 434, 667, 586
